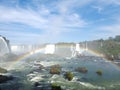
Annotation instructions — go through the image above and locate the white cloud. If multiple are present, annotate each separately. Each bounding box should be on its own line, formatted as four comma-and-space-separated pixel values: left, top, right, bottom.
1, 0, 118, 31
0, 2, 87, 42
100, 24, 120, 35
0, 29, 60, 44
92, 5, 103, 13
94, 17, 120, 39
0, 3, 86, 29
98, 0, 120, 5
55, 0, 93, 14
0, 0, 120, 44
0, 6, 47, 28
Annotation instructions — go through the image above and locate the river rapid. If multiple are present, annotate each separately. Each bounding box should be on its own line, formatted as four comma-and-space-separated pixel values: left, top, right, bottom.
0, 54, 120, 90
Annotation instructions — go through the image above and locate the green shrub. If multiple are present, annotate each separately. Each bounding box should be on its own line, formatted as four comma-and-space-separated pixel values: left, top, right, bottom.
64, 72, 74, 81
96, 70, 102, 76
51, 83, 61, 90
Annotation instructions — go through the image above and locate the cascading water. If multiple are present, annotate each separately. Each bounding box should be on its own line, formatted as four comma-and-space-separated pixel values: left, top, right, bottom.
45, 44, 55, 54
71, 43, 86, 57
0, 35, 11, 55
11, 45, 45, 54
44, 43, 85, 57
76, 44, 80, 51
11, 43, 89, 57
11, 45, 33, 54
71, 45, 76, 57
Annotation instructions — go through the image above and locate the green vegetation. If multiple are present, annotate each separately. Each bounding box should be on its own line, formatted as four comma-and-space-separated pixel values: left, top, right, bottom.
64, 72, 74, 81
96, 70, 102, 76
51, 83, 61, 90
82, 35, 120, 60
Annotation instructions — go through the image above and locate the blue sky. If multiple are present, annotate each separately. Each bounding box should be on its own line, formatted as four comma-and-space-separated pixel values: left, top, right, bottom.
0, 0, 120, 44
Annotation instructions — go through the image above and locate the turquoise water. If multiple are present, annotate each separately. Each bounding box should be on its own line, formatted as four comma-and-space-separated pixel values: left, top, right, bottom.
1, 54, 120, 90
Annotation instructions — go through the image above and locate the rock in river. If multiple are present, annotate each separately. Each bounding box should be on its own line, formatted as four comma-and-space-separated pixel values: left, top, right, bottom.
75, 67, 88, 73
0, 75, 13, 83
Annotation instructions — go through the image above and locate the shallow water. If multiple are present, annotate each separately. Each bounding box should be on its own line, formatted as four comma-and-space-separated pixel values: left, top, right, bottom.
0, 54, 120, 90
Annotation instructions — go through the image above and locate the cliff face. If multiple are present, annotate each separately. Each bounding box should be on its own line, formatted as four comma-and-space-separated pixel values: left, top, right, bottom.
0, 35, 11, 55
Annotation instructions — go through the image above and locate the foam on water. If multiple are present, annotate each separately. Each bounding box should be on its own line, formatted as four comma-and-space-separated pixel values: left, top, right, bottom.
1, 44, 120, 90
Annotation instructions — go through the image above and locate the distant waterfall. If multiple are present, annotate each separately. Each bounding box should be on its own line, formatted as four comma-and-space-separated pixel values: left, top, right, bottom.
75, 44, 80, 52
45, 44, 55, 54
71, 45, 76, 57
71, 43, 86, 57
11, 45, 45, 54
11, 43, 87, 57
11, 45, 29, 54
0, 36, 11, 55
73, 44, 79, 57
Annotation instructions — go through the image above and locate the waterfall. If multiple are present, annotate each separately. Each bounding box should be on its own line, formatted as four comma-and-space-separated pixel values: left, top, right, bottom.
71, 45, 76, 57
11, 43, 87, 56
75, 43, 81, 56
0, 36, 11, 55
11, 45, 24, 54
71, 43, 86, 57
45, 44, 55, 54
11, 45, 45, 54
76, 44, 80, 51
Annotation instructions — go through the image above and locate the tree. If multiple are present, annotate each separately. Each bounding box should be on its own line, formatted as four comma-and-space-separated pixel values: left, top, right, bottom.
115, 35, 120, 42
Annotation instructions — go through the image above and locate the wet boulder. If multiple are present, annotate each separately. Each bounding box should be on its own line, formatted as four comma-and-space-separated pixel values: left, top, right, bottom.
0, 75, 13, 83
50, 64, 61, 74
75, 67, 88, 73
34, 82, 42, 87
34, 63, 45, 69
0, 67, 7, 73
39, 64, 45, 70
34, 81, 51, 90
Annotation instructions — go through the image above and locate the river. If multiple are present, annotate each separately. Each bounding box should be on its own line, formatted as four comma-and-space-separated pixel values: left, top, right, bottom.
0, 54, 120, 90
